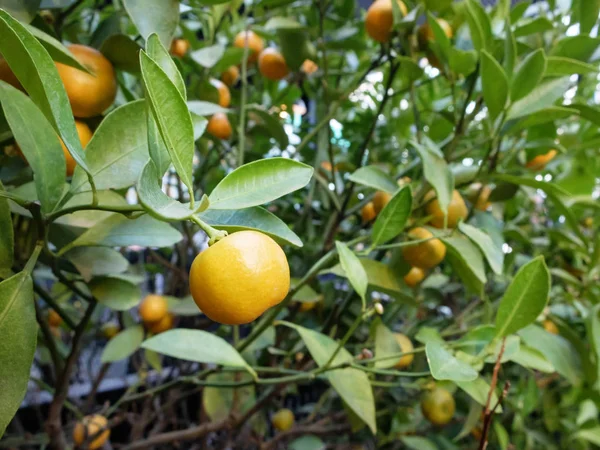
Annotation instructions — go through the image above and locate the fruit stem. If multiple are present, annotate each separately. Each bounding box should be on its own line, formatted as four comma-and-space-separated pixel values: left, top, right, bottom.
191, 216, 227, 245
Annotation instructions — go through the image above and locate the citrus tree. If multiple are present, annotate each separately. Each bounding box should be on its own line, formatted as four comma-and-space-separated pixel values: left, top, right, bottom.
0, 0, 599, 449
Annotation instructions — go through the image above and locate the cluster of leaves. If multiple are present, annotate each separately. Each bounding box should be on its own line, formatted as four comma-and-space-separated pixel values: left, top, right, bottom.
0, 0, 599, 449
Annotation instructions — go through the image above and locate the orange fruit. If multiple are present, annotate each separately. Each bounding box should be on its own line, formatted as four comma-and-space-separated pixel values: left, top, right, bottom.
73, 415, 110, 449
361, 202, 377, 223
139, 294, 168, 324
301, 59, 318, 75
206, 113, 232, 140
365, 0, 408, 43
404, 266, 425, 287
271, 408, 295, 431
526, 149, 557, 171
48, 309, 62, 327
63, 120, 93, 176
425, 189, 468, 229
0, 56, 22, 90
543, 319, 559, 335
258, 48, 290, 81
418, 18, 453, 47
56, 44, 117, 118
189, 231, 290, 325
221, 65, 240, 86
393, 333, 414, 368
402, 227, 446, 270
148, 313, 174, 334
209, 78, 231, 108
170, 38, 190, 57
469, 183, 492, 211
298, 301, 317, 312
373, 190, 392, 214
320, 161, 333, 172
421, 387, 455, 426
233, 30, 264, 64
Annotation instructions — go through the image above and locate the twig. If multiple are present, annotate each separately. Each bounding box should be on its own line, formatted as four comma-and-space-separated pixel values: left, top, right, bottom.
33, 300, 62, 379
478, 337, 507, 450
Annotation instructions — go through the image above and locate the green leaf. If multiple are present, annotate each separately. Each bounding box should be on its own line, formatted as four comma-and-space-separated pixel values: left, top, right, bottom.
89, 276, 141, 311
166, 296, 202, 316
491, 173, 570, 198
1, 0, 40, 23
277, 28, 311, 71
506, 106, 577, 131
146, 34, 185, 98
289, 435, 325, 450
71, 100, 149, 193
465, 0, 492, 51
0, 82, 65, 214
347, 166, 397, 193
574, 0, 600, 34
100, 34, 141, 73
507, 77, 571, 119
511, 49, 546, 102
574, 427, 600, 446
187, 100, 229, 116
495, 257, 550, 337
212, 47, 245, 73
278, 322, 376, 433
101, 325, 144, 363
61, 214, 183, 254
372, 186, 412, 246
146, 103, 171, 177
0, 272, 36, 437
455, 378, 502, 412
458, 222, 503, 275
396, 56, 424, 83
448, 48, 478, 76
480, 50, 508, 120
208, 158, 313, 210
0, 10, 87, 174
202, 373, 255, 421
138, 160, 204, 221
509, 344, 555, 373
66, 247, 128, 282
122, 0, 179, 47
199, 207, 302, 247
0, 183, 13, 277
53, 190, 128, 229
514, 17, 553, 37
26, 24, 89, 73
411, 138, 453, 215
401, 437, 437, 450
549, 36, 600, 62
335, 241, 368, 304
425, 342, 478, 381
248, 105, 289, 148
504, 20, 517, 77
374, 320, 402, 369
140, 50, 195, 197
265, 16, 304, 29
142, 328, 256, 376
191, 43, 225, 68
518, 325, 583, 385
442, 235, 486, 295
545, 56, 599, 76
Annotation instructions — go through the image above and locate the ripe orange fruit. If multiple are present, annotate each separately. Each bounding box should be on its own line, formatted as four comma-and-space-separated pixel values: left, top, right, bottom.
221, 65, 240, 86
425, 189, 468, 229
418, 18, 453, 47
48, 309, 62, 327
271, 408, 295, 431
170, 38, 190, 57
63, 120, 93, 176
402, 227, 446, 270
404, 266, 425, 287
361, 202, 377, 223
56, 44, 117, 118
0, 56, 22, 90
148, 313, 174, 334
526, 149, 557, 171
393, 333, 414, 368
421, 387, 455, 426
320, 161, 333, 172
210, 78, 231, 108
301, 59, 319, 75
298, 300, 317, 312
233, 30, 264, 63
73, 414, 110, 449
373, 190, 392, 214
102, 323, 120, 340
543, 319, 559, 335
258, 48, 290, 81
206, 113, 232, 140
365, 0, 408, 43
189, 231, 290, 325
139, 294, 168, 324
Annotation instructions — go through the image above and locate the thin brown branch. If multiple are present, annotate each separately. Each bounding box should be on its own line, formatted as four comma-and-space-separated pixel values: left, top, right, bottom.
478, 337, 507, 450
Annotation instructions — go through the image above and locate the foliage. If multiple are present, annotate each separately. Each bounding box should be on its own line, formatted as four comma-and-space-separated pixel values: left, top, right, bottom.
0, 0, 599, 449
